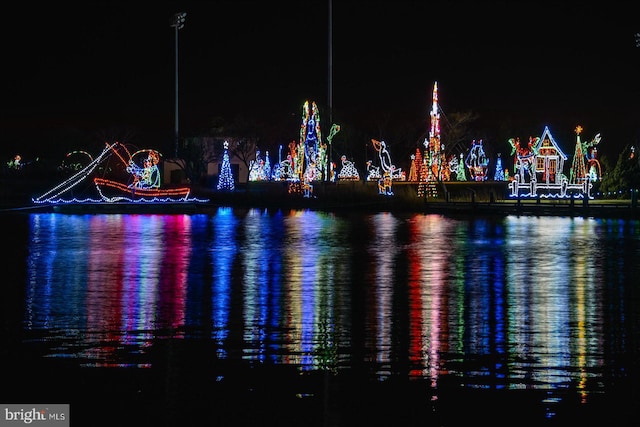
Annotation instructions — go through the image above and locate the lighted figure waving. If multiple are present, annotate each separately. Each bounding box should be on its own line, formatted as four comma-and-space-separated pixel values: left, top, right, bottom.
508, 136, 539, 182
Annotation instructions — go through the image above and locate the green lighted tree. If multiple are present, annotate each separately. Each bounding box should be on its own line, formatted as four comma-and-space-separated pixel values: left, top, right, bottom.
598, 145, 640, 198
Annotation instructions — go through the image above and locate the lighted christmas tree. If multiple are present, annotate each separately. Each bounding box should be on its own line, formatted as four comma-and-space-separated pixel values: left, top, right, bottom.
570, 126, 587, 185
570, 125, 602, 184
494, 153, 505, 181
264, 150, 272, 181
456, 153, 467, 181
408, 149, 422, 181
217, 140, 235, 191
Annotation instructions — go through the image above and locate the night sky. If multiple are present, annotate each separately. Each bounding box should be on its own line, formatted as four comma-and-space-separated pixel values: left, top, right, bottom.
2, 1, 639, 164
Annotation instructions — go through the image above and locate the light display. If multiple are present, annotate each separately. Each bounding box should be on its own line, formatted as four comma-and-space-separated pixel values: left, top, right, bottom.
493, 153, 505, 181
465, 139, 489, 181
282, 100, 342, 193
508, 136, 538, 183
326, 124, 341, 182
377, 173, 393, 195
299, 100, 326, 181
248, 150, 267, 181
366, 160, 381, 181
58, 150, 94, 173
370, 139, 403, 195
33, 142, 205, 205
33, 142, 119, 203
371, 139, 403, 180
456, 153, 467, 181
277, 145, 296, 181
508, 126, 592, 198
95, 144, 193, 202
337, 155, 360, 180
94, 178, 191, 199
6, 154, 23, 170
418, 82, 443, 197
533, 128, 568, 185
264, 151, 272, 180
423, 81, 446, 181
216, 140, 235, 191
271, 101, 342, 190
6, 154, 38, 171
127, 149, 162, 189
408, 150, 421, 181
569, 126, 602, 184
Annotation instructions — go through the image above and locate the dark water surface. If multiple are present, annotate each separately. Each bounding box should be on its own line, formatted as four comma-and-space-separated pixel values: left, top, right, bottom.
2, 208, 639, 426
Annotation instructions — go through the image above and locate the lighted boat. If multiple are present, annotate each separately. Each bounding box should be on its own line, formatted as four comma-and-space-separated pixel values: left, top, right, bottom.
94, 177, 191, 201
93, 145, 191, 201
32, 142, 195, 205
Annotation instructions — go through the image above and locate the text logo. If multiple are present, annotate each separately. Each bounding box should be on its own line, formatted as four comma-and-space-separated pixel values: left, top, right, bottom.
1, 405, 69, 427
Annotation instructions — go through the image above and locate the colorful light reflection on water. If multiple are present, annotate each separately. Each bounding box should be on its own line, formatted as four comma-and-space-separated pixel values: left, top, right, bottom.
22, 209, 639, 403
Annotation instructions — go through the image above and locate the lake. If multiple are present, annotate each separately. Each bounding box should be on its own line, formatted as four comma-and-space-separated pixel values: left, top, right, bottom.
1, 208, 638, 426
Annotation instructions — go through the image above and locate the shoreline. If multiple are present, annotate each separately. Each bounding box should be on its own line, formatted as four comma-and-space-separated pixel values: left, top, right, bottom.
3, 198, 638, 220
1, 180, 638, 219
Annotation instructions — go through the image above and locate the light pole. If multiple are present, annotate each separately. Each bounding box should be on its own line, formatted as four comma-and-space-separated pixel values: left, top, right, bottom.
327, 0, 333, 181
171, 12, 187, 159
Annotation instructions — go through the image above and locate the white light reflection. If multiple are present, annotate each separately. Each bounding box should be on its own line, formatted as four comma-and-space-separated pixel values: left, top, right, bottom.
367, 212, 402, 378
406, 214, 460, 388
505, 216, 603, 396
240, 209, 274, 362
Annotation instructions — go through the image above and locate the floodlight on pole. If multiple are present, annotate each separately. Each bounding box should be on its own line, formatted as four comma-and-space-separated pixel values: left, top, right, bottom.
171, 12, 187, 159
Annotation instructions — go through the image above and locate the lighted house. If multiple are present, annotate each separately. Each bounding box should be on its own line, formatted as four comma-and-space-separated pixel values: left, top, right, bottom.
509, 126, 592, 198
534, 126, 568, 186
